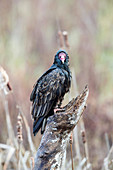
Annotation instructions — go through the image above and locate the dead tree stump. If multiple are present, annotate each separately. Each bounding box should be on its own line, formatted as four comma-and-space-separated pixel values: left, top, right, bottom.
34, 86, 89, 170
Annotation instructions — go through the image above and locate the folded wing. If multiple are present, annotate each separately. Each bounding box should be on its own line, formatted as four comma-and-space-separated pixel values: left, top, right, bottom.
30, 68, 66, 135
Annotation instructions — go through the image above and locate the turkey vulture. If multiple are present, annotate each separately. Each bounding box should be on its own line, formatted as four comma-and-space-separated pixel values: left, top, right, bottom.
30, 50, 71, 135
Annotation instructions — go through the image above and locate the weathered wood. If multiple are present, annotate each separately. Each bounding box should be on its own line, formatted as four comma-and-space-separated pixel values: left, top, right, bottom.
34, 86, 89, 170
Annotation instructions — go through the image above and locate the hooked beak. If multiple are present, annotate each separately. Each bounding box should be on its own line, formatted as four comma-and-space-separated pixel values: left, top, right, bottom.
60, 56, 65, 64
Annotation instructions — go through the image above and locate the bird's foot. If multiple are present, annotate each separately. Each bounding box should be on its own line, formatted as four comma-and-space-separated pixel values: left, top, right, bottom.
54, 107, 65, 113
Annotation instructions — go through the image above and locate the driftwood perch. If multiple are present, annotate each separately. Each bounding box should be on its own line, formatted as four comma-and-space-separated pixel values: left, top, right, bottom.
34, 86, 89, 170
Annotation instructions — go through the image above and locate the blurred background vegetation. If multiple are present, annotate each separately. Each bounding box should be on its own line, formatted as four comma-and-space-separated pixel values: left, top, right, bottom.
0, 0, 113, 169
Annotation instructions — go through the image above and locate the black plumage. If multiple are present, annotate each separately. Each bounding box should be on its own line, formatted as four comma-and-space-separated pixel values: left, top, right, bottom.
30, 50, 71, 135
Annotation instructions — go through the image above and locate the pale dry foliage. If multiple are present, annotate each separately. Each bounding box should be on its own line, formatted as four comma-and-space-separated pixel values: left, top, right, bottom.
0, 57, 113, 169
0, 66, 36, 170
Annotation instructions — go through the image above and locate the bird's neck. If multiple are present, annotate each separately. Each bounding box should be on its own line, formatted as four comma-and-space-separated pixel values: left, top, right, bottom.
54, 63, 71, 78
54, 63, 68, 71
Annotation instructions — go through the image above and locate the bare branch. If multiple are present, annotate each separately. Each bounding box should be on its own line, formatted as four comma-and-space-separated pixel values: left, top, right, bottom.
34, 86, 89, 170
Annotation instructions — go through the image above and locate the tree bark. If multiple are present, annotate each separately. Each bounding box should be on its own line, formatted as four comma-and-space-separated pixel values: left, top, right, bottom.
34, 86, 89, 170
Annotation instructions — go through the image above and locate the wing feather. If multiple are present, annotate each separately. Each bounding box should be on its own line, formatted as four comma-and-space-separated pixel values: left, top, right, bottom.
36, 105, 42, 117
30, 68, 66, 121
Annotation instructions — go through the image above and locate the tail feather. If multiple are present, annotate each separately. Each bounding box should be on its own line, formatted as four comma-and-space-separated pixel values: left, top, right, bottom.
33, 109, 54, 136
33, 117, 44, 136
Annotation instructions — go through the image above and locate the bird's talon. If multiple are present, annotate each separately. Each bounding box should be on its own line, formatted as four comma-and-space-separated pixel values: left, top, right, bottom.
54, 108, 65, 113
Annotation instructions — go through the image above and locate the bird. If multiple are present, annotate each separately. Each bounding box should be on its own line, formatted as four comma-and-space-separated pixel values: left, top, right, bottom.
30, 50, 71, 136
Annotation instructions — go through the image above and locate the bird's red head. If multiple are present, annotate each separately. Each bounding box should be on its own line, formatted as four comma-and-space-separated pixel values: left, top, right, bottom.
58, 52, 66, 64
54, 50, 69, 67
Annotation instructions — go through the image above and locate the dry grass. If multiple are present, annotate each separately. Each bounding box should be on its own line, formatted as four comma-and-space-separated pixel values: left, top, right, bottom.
0, 33, 113, 169
0, 66, 36, 170
0, 96, 36, 170
0, 1, 113, 169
